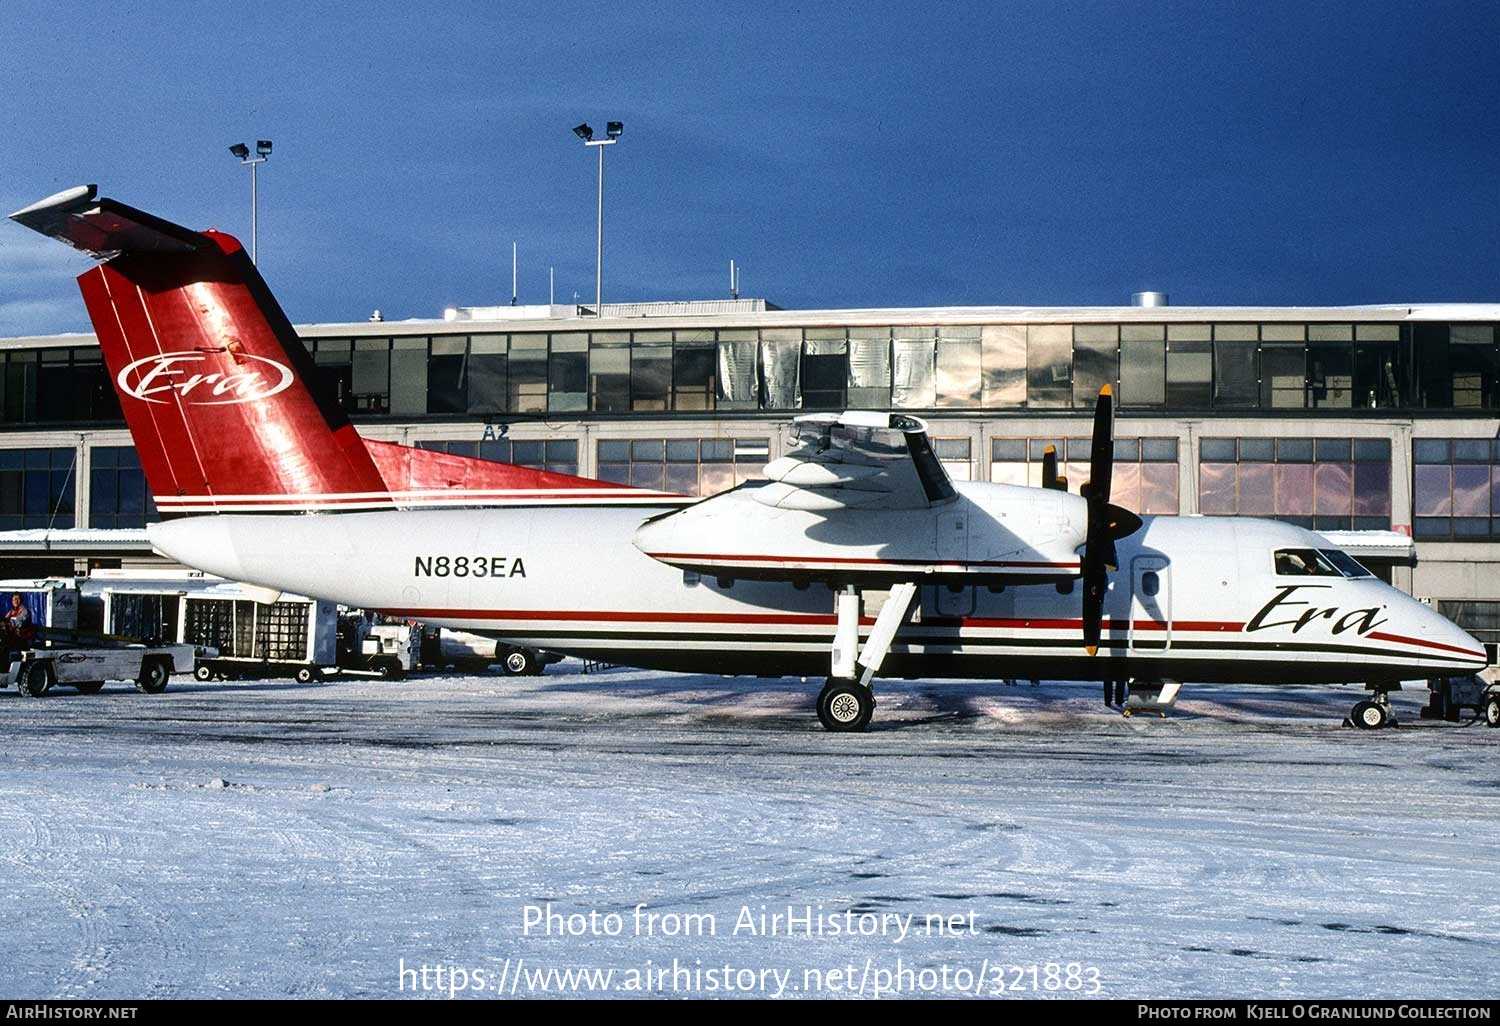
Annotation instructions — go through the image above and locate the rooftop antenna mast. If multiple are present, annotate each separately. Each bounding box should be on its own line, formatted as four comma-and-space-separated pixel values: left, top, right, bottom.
511, 241, 518, 306
730, 259, 740, 300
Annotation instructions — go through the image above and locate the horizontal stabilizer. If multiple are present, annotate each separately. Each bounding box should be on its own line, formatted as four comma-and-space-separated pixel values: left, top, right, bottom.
9, 185, 204, 259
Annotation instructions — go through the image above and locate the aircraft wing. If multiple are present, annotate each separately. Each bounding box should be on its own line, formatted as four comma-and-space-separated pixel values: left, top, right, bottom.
754, 412, 956, 512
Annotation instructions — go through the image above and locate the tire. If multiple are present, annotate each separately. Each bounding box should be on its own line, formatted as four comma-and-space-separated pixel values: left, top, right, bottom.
816, 678, 875, 733
295, 666, 317, 684
374, 658, 404, 682
135, 657, 170, 694
1484, 695, 1500, 729
502, 648, 537, 676
194, 662, 214, 682
74, 680, 105, 695
1352, 699, 1387, 730
17, 661, 55, 698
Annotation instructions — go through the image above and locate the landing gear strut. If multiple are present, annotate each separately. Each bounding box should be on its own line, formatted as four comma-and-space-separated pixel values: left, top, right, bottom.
815, 581, 918, 732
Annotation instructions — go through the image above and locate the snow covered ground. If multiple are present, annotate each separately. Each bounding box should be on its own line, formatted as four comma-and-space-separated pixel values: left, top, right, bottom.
1, 665, 1496, 999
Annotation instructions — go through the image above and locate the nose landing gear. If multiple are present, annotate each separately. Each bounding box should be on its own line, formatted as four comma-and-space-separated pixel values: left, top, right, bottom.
1349, 684, 1399, 730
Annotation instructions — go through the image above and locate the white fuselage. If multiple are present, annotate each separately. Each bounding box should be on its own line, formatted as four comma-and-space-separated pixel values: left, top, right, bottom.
147, 481, 1487, 685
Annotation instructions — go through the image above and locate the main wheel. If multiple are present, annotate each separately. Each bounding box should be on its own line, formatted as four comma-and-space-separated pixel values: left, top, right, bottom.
135, 657, 170, 694
74, 681, 105, 695
1484, 694, 1500, 729
194, 662, 214, 682
1351, 699, 1388, 730
295, 666, 318, 684
816, 678, 875, 733
501, 648, 537, 676
16, 661, 55, 698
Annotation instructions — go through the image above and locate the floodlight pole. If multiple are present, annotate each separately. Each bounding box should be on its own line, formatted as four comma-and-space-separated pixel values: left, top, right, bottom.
574, 122, 621, 314
250, 158, 259, 263
229, 141, 272, 264
585, 138, 617, 313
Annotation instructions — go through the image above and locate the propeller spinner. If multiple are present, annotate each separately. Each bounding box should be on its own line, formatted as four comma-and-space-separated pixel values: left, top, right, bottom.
1078, 385, 1144, 655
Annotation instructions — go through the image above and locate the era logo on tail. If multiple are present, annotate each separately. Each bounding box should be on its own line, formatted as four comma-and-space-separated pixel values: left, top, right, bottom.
116, 352, 294, 406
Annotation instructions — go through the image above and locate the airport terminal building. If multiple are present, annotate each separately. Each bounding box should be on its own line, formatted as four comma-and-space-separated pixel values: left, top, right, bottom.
2, 297, 1498, 651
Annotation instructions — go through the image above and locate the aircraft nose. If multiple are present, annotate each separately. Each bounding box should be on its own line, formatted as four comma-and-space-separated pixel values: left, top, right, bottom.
1418, 599, 1489, 668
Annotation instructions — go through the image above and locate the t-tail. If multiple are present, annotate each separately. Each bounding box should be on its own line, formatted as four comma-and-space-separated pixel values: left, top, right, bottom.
9, 186, 682, 513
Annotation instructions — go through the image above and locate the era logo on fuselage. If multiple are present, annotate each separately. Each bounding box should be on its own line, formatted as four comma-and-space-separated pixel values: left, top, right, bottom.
116, 351, 294, 406
1245, 584, 1387, 636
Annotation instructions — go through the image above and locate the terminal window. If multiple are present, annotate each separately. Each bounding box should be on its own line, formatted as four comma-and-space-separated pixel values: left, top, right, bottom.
597, 438, 768, 495
289, 320, 1418, 417
989, 437, 1179, 514
1198, 437, 1391, 530
1436, 600, 1500, 645
416, 439, 579, 478
932, 438, 973, 481
0, 346, 121, 425
1413, 438, 1500, 540
89, 446, 159, 529
0, 447, 76, 530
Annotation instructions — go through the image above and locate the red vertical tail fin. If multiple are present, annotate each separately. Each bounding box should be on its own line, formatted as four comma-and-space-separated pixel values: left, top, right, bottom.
11, 185, 688, 512
12, 186, 388, 513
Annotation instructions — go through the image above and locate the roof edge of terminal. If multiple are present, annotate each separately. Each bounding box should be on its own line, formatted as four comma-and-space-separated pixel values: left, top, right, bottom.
12, 301, 1500, 348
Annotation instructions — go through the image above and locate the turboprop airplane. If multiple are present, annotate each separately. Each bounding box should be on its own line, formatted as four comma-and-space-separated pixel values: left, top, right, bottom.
10, 185, 1491, 732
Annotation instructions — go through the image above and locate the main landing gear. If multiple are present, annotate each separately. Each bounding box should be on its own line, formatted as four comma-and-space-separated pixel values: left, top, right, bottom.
815, 581, 918, 732
817, 678, 875, 732
1349, 684, 1399, 730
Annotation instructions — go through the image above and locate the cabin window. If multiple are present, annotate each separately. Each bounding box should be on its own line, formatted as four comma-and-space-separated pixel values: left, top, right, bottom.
1272, 548, 1341, 577
1141, 571, 1160, 597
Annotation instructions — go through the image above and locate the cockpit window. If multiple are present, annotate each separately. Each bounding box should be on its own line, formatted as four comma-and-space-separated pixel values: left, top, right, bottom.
1273, 548, 1342, 577
1319, 549, 1374, 579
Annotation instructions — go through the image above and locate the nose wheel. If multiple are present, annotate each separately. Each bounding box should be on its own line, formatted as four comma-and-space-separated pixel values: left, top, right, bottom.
1349, 687, 1397, 730
817, 678, 875, 732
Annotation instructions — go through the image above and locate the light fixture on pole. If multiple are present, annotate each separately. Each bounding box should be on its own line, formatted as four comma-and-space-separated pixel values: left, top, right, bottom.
228, 139, 273, 263
573, 120, 623, 313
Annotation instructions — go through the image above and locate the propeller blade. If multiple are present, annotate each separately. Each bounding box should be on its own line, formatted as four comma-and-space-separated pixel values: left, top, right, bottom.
1082, 568, 1106, 656
1040, 445, 1063, 491
1088, 384, 1114, 503
1080, 385, 1123, 654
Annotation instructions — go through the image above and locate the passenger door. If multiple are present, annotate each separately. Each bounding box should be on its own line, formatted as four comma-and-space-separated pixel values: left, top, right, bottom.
1128, 556, 1171, 652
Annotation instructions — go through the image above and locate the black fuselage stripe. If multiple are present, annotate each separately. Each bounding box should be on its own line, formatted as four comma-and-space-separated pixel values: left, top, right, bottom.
474, 628, 1480, 665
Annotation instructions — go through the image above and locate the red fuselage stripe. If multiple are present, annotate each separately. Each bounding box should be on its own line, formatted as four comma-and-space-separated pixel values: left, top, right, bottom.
1366, 630, 1487, 659
646, 552, 1080, 569
386, 609, 1240, 631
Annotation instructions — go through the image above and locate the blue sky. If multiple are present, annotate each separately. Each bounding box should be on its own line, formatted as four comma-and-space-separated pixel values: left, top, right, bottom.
3, 0, 1500, 336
